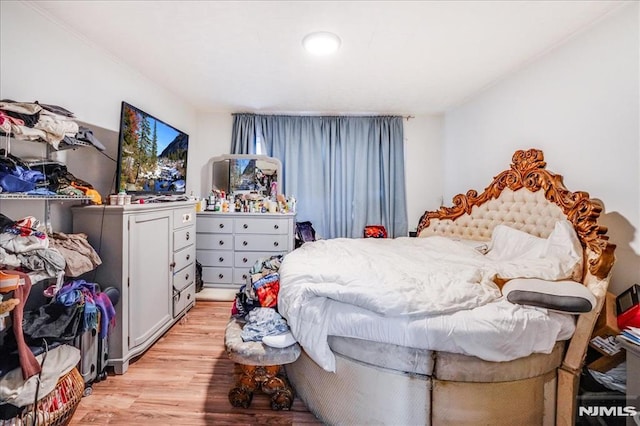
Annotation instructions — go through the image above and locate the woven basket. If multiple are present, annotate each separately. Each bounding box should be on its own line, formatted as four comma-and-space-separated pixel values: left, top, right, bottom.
2, 367, 84, 426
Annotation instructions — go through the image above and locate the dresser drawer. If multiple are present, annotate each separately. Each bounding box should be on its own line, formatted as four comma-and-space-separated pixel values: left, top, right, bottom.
234, 251, 287, 268
196, 233, 233, 250
202, 266, 233, 284
233, 268, 252, 285
173, 263, 194, 292
173, 282, 195, 318
234, 234, 291, 251
234, 217, 290, 234
174, 226, 195, 251
174, 244, 195, 272
197, 249, 233, 267
197, 216, 233, 233
174, 207, 195, 229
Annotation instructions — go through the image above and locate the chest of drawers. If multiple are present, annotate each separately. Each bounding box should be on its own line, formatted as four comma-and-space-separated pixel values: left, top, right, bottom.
72, 201, 196, 374
196, 212, 295, 290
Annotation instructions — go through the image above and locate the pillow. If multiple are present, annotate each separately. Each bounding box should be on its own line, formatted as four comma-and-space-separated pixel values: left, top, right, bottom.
485, 225, 545, 261
486, 220, 583, 281
545, 220, 584, 281
502, 278, 596, 314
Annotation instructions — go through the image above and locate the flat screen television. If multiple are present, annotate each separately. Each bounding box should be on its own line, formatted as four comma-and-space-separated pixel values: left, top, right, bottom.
116, 101, 189, 195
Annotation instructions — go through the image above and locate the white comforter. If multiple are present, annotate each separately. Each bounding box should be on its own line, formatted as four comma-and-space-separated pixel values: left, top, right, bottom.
278, 235, 578, 372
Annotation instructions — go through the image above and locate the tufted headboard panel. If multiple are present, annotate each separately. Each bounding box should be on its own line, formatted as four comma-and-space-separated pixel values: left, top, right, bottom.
420, 188, 567, 241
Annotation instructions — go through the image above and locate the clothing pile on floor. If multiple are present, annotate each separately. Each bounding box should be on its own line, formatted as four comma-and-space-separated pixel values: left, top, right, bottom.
231, 255, 297, 348
0, 276, 116, 421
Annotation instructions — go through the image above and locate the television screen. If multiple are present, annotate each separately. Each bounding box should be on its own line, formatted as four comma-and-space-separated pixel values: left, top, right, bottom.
116, 102, 189, 195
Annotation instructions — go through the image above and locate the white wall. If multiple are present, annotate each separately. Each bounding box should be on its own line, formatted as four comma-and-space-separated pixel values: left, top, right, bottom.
443, 3, 639, 294
404, 115, 444, 232
0, 1, 198, 231
193, 112, 235, 196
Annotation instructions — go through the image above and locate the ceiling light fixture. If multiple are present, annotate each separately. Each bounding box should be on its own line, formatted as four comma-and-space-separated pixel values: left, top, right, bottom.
302, 31, 341, 56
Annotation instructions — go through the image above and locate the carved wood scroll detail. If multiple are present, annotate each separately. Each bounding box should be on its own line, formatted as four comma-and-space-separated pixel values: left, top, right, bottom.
416, 149, 615, 278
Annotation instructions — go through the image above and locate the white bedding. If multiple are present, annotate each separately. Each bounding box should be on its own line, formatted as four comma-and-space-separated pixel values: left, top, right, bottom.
279, 227, 581, 372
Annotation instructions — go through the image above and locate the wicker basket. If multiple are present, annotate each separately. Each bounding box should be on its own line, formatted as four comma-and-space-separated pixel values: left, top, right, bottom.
2, 367, 84, 426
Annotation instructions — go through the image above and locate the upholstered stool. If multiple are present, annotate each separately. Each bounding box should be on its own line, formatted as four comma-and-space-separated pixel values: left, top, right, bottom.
224, 317, 301, 410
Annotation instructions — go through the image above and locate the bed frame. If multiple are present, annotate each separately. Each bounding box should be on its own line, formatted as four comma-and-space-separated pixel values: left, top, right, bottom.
286, 148, 615, 425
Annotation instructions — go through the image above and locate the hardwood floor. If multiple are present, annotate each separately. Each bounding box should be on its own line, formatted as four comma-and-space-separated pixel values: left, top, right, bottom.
69, 301, 322, 425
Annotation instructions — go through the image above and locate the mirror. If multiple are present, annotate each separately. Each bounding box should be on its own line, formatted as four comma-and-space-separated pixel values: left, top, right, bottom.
209, 154, 282, 198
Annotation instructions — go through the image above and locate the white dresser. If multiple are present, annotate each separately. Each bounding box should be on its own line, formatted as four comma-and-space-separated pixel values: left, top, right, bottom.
196, 212, 295, 293
72, 201, 197, 374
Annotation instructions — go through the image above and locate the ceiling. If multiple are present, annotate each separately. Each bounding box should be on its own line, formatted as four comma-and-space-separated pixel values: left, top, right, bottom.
29, 1, 628, 115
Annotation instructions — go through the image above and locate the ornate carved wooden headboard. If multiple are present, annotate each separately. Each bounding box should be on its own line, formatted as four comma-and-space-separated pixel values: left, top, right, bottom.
417, 148, 615, 279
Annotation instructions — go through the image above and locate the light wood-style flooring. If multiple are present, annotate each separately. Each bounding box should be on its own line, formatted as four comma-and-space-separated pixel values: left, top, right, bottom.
69, 301, 322, 425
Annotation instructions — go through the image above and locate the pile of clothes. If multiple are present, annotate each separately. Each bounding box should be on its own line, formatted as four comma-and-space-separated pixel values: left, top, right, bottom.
231, 255, 296, 347
0, 214, 102, 284
0, 100, 103, 203
0, 100, 105, 151
22, 279, 116, 344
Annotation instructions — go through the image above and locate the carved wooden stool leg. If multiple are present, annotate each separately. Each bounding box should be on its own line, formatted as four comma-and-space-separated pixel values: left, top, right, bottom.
228, 364, 259, 408
228, 364, 294, 410
259, 366, 294, 410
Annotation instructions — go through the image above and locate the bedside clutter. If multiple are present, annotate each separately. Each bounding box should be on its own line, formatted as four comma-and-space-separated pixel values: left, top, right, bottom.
617, 284, 640, 330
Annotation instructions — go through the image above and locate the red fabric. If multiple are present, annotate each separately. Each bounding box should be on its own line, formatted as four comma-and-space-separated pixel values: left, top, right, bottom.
618, 305, 640, 329
253, 273, 280, 308
364, 225, 388, 238
6, 270, 41, 380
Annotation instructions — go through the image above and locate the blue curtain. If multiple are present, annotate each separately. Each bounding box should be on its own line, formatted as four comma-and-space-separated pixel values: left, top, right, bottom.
230, 114, 408, 239
230, 113, 257, 155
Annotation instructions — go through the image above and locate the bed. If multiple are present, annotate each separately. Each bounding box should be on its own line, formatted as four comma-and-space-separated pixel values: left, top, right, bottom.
277, 148, 616, 426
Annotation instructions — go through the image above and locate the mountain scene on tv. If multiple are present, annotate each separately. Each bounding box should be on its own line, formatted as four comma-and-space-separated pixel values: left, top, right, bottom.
119, 104, 188, 193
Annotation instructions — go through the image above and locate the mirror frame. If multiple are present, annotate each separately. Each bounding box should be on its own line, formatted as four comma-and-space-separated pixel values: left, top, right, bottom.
208, 154, 282, 197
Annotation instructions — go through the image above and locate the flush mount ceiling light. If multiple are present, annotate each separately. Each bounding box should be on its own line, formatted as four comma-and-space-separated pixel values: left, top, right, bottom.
302, 31, 341, 56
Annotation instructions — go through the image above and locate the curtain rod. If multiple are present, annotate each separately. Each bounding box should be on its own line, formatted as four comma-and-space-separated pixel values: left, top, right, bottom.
232, 112, 416, 120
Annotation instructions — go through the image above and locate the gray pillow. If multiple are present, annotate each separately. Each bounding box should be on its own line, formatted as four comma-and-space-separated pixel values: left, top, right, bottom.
502, 278, 596, 314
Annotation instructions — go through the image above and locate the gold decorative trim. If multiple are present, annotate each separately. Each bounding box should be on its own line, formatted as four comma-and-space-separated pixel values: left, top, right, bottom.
416, 149, 615, 278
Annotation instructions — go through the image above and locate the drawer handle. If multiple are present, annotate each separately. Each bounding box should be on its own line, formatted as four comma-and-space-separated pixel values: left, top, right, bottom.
242, 257, 248, 263
170, 261, 176, 269
187, 293, 191, 300
219, 223, 224, 229
242, 274, 248, 280
219, 257, 224, 262
273, 242, 279, 247
242, 241, 248, 246
186, 232, 190, 240
243, 223, 248, 229
185, 274, 189, 281
186, 254, 190, 260
218, 273, 224, 279
274, 224, 279, 229
219, 240, 224, 246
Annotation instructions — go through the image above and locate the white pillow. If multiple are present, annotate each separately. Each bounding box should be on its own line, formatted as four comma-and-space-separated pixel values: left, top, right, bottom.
485, 225, 545, 261
502, 278, 596, 314
486, 220, 583, 281
545, 220, 584, 281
